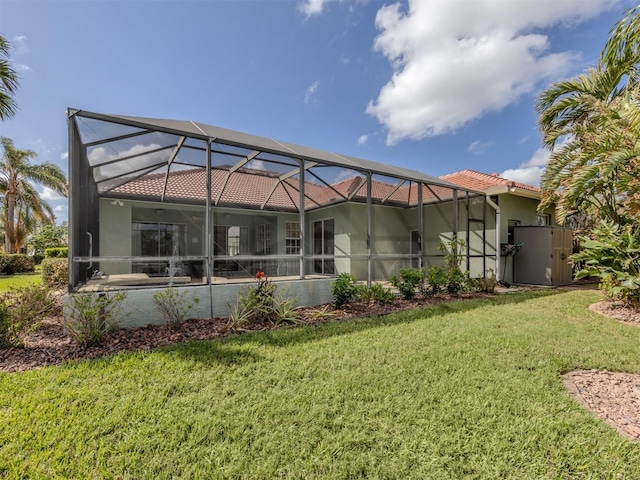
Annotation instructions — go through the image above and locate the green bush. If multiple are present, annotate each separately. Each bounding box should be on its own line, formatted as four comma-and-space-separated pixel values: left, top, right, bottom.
64, 291, 127, 346
389, 268, 424, 300
573, 220, 640, 306
153, 287, 200, 330
41, 258, 68, 288
331, 273, 363, 308
229, 272, 301, 328
423, 266, 447, 296
44, 247, 68, 258
360, 283, 395, 305
0, 284, 56, 347
0, 254, 35, 274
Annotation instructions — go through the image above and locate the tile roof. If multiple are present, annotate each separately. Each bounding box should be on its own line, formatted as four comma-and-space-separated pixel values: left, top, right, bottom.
110, 167, 462, 210
439, 170, 540, 193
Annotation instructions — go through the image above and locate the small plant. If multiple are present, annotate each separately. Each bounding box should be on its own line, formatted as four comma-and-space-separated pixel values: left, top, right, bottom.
271, 292, 301, 326
439, 235, 475, 295
0, 284, 56, 347
331, 273, 363, 308
64, 291, 127, 346
423, 266, 447, 296
360, 283, 395, 305
153, 287, 200, 330
389, 267, 424, 300
228, 272, 300, 329
475, 269, 497, 294
573, 220, 640, 307
304, 304, 337, 320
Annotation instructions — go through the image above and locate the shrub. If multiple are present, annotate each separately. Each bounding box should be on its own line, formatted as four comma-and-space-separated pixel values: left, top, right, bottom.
0, 284, 56, 347
475, 269, 497, 294
153, 287, 200, 330
360, 283, 395, 305
389, 268, 424, 300
331, 273, 363, 308
573, 220, 640, 307
64, 291, 127, 346
228, 272, 300, 328
41, 258, 68, 288
44, 247, 68, 258
423, 266, 447, 296
0, 254, 35, 274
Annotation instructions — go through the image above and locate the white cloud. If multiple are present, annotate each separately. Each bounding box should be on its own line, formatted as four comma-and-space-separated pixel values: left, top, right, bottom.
366, 0, 618, 144
340, 54, 350, 65
467, 140, 495, 155
61, 151, 68, 160
14, 64, 31, 72
357, 134, 369, 145
54, 204, 67, 213
500, 144, 560, 187
298, 0, 329, 18
40, 187, 65, 201
88, 143, 168, 180
502, 135, 573, 187
12, 35, 29, 55
304, 80, 321, 104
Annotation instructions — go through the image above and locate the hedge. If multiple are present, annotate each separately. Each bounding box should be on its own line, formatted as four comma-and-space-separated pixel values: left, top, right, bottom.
44, 247, 69, 258
0, 254, 35, 275
41, 258, 68, 288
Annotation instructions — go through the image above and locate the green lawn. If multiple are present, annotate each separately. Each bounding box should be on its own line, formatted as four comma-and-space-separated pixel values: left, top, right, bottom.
1, 289, 639, 479
0, 270, 41, 292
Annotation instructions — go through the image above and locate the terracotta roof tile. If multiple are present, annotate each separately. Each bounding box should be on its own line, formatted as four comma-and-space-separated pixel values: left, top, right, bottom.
439, 169, 540, 193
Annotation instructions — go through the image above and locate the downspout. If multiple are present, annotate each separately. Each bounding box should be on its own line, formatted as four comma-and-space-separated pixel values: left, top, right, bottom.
485, 195, 501, 282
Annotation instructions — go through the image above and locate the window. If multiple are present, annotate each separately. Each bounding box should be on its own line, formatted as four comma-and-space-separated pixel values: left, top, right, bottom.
256, 224, 272, 255
214, 225, 249, 256
131, 222, 187, 275
536, 214, 550, 226
132, 222, 186, 257
286, 221, 301, 255
313, 218, 334, 274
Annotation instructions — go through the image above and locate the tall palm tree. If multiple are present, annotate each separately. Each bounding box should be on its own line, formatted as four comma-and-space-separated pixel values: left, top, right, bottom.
536, 65, 635, 224
0, 35, 19, 121
0, 137, 67, 253
536, 6, 640, 225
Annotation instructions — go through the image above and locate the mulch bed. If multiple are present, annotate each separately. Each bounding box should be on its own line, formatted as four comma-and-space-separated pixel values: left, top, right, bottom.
0, 293, 477, 373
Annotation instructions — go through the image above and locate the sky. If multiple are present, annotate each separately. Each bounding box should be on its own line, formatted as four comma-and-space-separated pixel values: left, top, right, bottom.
0, 0, 636, 224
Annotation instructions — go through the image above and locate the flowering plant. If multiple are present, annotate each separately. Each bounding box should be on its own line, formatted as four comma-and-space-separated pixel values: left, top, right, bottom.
255, 271, 266, 281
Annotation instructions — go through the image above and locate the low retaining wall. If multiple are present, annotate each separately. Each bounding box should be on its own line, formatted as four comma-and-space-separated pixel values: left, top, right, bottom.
64, 278, 334, 329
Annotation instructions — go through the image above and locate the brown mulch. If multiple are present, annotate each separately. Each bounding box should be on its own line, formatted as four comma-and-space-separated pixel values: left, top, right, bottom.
563, 298, 640, 441
0, 295, 452, 373
3, 286, 640, 442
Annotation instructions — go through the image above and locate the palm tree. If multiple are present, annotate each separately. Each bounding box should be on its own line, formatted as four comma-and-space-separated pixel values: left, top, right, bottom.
0, 35, 19, 121
0, 137, 67, 253
536, 6, 640, 225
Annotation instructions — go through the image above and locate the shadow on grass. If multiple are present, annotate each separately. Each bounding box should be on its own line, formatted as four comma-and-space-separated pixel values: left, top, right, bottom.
159, 288, 577, 366
160, 340, 264, 367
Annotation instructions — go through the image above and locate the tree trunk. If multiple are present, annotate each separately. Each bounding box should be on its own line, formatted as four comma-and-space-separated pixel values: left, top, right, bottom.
5, 192, 15, 253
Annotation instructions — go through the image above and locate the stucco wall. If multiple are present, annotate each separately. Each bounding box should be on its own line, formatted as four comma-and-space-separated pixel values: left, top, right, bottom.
64, 278, 334, 329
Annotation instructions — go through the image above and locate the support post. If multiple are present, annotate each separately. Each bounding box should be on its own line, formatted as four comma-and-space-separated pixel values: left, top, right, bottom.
299, 159, 305, 280
366, 172, 372, 287
417, 182, 423, 270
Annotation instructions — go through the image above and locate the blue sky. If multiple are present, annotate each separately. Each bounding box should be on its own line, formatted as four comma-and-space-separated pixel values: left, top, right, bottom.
0, 0, 635, 223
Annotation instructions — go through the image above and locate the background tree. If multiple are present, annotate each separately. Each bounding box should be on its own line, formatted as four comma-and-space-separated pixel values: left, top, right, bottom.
0, 34, 19, 121
0, 136, 67, 253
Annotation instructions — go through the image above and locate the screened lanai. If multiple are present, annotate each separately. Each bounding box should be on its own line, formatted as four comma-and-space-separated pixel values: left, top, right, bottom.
67, 108, 495, 298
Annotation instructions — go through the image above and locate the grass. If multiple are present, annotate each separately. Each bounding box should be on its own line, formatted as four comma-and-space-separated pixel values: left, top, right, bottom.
0, 268, 41, 292
1, 289, 640, 478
